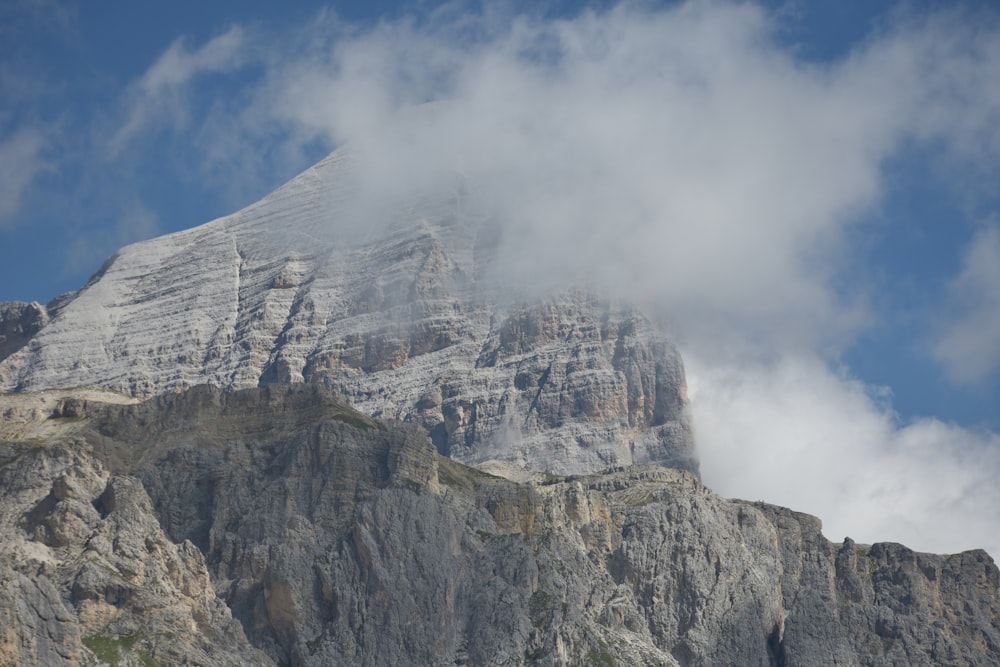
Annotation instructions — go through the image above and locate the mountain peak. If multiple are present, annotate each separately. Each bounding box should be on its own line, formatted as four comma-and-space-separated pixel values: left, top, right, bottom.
0, 150, 696, 476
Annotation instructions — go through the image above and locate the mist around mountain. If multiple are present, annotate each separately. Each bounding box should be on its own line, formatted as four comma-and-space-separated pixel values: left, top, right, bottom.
2, 3, 1000, 661
0, 135, 998, 664
0, 142, 699, 478
4, 0, 1000, 559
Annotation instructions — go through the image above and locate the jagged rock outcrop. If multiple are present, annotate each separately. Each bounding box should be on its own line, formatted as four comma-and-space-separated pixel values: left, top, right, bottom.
755, 505, 1000, 665
0, 150, 695, 476
0, 437, 272, 666
3, 386, 995, 666
0, 301, 48, 364
0, 388, 138, 445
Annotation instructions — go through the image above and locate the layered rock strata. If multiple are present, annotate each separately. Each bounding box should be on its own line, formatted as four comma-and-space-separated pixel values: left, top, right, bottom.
0, 440, 269, 666
0, 150, 695, 476
3, 386, 996, 666
0, 301, 48, 364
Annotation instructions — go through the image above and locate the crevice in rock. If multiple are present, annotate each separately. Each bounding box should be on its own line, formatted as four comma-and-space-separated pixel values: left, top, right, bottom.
523, 362, 553, 426
766, 622, 787, 667
20, 493, 58, 538
430, 422, 450, 456
0, 301, 49, 364
92, 482, 114, 519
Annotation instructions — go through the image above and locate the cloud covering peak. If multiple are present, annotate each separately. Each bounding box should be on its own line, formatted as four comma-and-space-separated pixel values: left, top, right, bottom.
212, 2, 998, 362
132, 1, 999, 555
3, 0, 1000, 556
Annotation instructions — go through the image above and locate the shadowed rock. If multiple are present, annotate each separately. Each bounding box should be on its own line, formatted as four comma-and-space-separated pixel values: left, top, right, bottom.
3, 386, 995, 666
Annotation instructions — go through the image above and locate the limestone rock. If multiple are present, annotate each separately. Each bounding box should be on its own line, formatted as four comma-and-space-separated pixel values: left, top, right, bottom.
0, 301, 48, 364
753, 503, 1000, 665
0, 388, 138, 445
1, 384, 983, 667
0, 438, 272, 667
0, 150, 696, 477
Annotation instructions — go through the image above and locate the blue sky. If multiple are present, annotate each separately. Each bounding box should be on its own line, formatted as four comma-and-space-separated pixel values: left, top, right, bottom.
2, 0, 1000, 554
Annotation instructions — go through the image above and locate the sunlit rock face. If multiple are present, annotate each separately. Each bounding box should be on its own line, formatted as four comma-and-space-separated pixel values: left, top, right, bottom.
0, 149, 696, 475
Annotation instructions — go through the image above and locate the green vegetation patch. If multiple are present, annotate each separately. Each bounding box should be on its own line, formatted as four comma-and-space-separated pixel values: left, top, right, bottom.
402, 478, 424, 494
82, 635, 161, 667
586, 642, 617, 667
528, 590, 553, 628
437, 459, 496, 491
619, 487, 656, 507
332, 411, 379, 431
306, 635, 323, 655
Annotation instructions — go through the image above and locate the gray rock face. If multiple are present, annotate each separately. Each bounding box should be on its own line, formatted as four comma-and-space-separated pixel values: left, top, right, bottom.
0, 438, 271, 667
0, 301, 48, 364
0, 150, 695, 476
756, 504, 1000, 665
5, 385, 994, 666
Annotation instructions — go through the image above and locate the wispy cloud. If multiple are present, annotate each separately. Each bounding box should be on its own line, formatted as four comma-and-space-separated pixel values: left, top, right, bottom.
0, 128, 47, 226
110, 26, 247, 153
0, 0, 76, 39
0, 0, 72, 228
215, 2, 998, 555
62, 200, 160, 277
933, 223, 1000, 384
221, 2, 1000, 358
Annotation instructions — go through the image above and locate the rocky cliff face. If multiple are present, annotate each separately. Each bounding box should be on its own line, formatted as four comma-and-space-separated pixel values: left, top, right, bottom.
0, 301, 48, 365
0, 425, 270, 665
2, 386, 996, 666
0, 150, 695, 476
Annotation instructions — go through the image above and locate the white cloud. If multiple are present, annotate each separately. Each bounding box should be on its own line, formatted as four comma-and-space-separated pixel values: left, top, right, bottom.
194, 3, 999, 557
687, 352, 1000, 556
110, 26, 246, 152
933, 224, 1000, 383
237, 4, 875, 348
77, 1, 1000, 557
210, 2, 998, 360
0, 128, 47, 225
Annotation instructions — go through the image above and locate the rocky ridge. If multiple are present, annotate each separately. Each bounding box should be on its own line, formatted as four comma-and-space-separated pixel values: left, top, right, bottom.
0, 150, 695, 476
0, 420, 269, 665
0, 301, 48, 365
2, 385, 997, 666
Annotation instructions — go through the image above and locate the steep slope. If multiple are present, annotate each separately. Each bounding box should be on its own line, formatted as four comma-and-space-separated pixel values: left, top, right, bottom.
0, 426, 271, 665
3, 386, 996, 666
0, 301, 48, 365
0, 150, 695, 475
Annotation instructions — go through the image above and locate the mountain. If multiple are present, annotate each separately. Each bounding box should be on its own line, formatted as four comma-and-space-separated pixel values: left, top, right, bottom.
1, 147, 998, 666
0, 149, 695, 476
1, 385, 997, 666
0, 301, 48, 365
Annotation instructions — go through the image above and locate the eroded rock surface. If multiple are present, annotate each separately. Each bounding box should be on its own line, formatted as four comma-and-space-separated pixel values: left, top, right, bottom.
0, 301, 48, 364
0, 151, 695, 476
4, 386, 995, 666
0, 439, 271, 667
